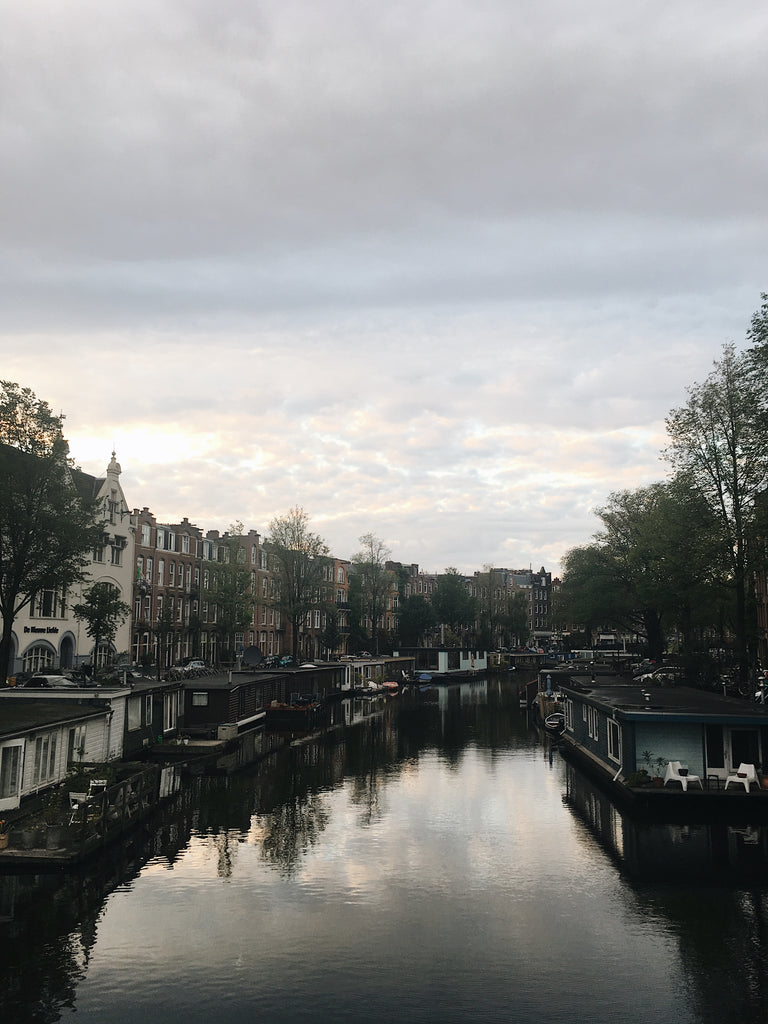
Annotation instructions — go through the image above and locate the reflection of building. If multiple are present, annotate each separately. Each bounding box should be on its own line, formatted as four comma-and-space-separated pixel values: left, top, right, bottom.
8, 452, 135, 676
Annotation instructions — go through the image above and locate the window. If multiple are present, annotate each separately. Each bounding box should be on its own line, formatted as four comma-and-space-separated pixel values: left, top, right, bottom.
163, 693, 177, 733
23, 644, 55, 674
32, 588, 65, 618
157, 528, 165, 549
608, 719, 621, 763
67, 724, 87, 762
587, 706, 599, 742
145, 695, 153, 725
128, 696, 141, 730
32, 733, 57, 785
169, 563, 175, 585
337, 566, 345, 583
0, 743, 23, 801
93, 535, 107, 562
182, 535, 190, 554
158, 560, 165, 585
141, 524, 151, 545
192, 692, 209, 707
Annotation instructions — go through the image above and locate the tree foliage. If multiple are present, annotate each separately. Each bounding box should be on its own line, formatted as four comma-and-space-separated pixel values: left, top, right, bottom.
560, 476, 724, 663
72, 582, 130, 670
432, 569, 476, 638
351, 533, 392, 654
0, 381, 100, 683
665, 344, 768, 677
397, 594, 436, 647
207, 522, 256, 665
265, 507, 330, 662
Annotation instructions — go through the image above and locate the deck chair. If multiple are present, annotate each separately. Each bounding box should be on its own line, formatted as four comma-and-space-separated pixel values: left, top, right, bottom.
68, 791, 88, 824
664, 761, 702, 792
725, 762, 759, 793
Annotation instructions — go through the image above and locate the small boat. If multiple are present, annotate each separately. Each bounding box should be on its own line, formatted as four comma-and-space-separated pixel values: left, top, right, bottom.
544, 712, 565, 735
381, 681, 399, 697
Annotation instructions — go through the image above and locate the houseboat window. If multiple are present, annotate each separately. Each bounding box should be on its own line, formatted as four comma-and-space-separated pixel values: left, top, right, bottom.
607, 719, 621, 763
565, 700, 573, 731
127, 696, 141, 731
0, 744, 22, 800
67, 724, 86, 762
145, 695, 153, 725
192, 692, 208, 706
730, 728, 760, 772
705, 725, 724, 769
32, 733, 57, 786
587, 707, 599, 741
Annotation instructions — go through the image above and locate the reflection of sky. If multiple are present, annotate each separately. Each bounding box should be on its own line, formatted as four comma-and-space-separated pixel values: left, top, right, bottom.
66, 742, 692, 1022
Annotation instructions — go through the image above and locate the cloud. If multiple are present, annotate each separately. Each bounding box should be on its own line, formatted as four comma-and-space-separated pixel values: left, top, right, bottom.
1, 0, 766, 574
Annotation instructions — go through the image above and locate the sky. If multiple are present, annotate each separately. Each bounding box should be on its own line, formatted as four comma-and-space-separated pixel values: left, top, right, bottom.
2, 1, 766, 576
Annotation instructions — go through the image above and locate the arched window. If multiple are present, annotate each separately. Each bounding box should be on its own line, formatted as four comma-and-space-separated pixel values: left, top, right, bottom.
23, 644, 55, 674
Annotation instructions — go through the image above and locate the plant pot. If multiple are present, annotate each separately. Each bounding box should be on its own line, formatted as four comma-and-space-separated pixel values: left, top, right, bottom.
0, 833, 9, 850
45, 826, 64, 850
652, 777, 664, 788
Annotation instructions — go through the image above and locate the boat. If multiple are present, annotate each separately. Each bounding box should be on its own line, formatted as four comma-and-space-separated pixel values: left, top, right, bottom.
544, 712, 565, 735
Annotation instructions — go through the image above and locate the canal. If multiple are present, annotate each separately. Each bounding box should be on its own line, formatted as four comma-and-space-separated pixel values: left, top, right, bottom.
3, 677, 768, 1023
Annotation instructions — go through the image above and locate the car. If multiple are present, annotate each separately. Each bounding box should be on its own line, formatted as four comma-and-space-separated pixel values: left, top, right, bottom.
21, 674, 80, 688
279, 655, 294, 666
184, 659, 206, 673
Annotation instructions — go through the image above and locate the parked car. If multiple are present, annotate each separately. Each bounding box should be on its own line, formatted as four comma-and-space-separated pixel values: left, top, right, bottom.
21, 674, 81, 688
279, 655, 294, 666
184, 659, 206, 674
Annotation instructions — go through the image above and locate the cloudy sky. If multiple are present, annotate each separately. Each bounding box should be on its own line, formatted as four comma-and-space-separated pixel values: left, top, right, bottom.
2, 1, 766, 575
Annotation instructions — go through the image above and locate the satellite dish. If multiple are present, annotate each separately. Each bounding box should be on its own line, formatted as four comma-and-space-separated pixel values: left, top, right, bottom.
243, 646, 264, 666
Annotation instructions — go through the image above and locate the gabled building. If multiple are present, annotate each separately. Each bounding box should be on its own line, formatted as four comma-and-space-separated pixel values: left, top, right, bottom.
8, 452, 135, 678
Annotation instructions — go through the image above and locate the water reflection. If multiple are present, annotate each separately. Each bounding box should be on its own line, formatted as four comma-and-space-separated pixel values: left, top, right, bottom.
4, 679, 768, 1023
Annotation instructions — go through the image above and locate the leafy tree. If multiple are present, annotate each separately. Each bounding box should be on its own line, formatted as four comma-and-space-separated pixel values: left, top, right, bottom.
504, 591, 530, 648
397, 594, 436, 647
0, 382, 101, 684
207, 522, 256, 665
153, 605, 177, 678
351, 533, 392, 655
432, 568, 476, 642
320, 606, 342, 658
560, 476, 727, 665
72, 582, 130, 671
265, 507, 330, 662
665, 344, 768, 679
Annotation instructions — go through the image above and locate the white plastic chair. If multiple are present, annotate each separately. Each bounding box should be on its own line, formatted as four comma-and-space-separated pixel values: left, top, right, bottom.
725, 762, 759, 793
664, 761, 702, 792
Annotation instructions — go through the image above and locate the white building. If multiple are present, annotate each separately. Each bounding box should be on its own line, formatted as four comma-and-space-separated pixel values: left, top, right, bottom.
8, 452, 136, 677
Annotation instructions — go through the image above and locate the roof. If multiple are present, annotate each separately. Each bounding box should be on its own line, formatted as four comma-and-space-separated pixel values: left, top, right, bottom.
561, 679, 768, 725
0, 697, 110, 738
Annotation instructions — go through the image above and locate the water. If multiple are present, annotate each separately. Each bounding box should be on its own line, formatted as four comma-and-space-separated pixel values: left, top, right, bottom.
3, 678, 768, 1023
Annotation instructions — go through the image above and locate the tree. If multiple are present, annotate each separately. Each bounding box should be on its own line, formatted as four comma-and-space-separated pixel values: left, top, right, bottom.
0, 382, 101, 684
207, 522, 256, 665
504, 591, 530, 649
351, 533, 392, 655
153, 605, 177, 679
265, 508, 330, 662
397, 594, 436, 647
665, 344, 768, 679
432, 569, 476, 643
72, 582, 130, 671
560, 476, 727, 666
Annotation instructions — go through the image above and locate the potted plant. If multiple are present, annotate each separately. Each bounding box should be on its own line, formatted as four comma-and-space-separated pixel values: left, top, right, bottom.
641, 750, 667, 787
0, 819, 8, 850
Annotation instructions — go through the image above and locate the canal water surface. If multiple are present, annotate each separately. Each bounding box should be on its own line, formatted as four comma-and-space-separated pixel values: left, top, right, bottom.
3, 678, 768, 1023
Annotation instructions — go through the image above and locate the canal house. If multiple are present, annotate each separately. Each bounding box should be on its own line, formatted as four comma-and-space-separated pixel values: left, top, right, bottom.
558, 677, 768, 788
